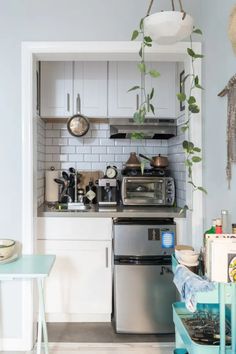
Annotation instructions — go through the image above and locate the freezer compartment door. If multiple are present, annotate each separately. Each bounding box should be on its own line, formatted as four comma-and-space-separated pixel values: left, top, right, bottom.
114, 264, 176, 334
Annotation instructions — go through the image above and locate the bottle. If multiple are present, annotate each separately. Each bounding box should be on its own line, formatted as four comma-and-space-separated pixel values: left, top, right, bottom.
221, 210, 231, 234
203, 219, 216, 247
85, 179, 97, 204
215, 218, 222, 234
232, 224, 236, 234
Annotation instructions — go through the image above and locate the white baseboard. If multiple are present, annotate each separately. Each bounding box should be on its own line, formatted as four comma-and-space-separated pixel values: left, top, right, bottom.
46, 313, 111, 322
0, 337, 32, 351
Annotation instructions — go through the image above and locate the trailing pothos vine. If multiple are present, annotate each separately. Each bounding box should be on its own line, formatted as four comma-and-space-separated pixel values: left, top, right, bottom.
130, 18, 206, 211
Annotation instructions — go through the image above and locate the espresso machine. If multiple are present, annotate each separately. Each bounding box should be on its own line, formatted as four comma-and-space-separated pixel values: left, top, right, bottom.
97, 178, 118, 206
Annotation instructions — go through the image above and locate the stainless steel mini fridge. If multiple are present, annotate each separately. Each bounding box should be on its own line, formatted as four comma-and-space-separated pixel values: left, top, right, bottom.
113, 218, 176, 334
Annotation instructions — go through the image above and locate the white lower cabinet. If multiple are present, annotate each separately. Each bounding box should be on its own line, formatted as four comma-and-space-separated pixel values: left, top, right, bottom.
37, 239, 112, 322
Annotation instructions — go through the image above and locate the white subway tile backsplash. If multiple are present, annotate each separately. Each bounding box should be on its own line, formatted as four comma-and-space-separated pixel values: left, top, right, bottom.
76, 162, 92, 170
92, 146, 107, 154
107, 146, 123, 154
38, 121, 187, 208
53, 138, 68, 145
84, 154, 99, 162
46, 146, 60, 154
61, 146, 76, 154
100, 154, 115, 162
46, 130, 60, 138
69, 154, 84, 162
100, 139, 114, 146
77, 146, 91, 154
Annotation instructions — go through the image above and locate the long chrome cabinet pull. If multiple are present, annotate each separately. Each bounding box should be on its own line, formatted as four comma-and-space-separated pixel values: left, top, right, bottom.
136, 94, 139, 110
67, 93, 70, 112
76, 93, 81, 113
105, 247, 109, 268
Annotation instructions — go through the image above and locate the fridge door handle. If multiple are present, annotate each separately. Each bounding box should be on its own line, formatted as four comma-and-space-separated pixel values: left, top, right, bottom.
105, 247, 109, 268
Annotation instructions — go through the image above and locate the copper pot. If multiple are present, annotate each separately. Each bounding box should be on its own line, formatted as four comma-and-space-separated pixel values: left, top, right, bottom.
139, 153, 168, 168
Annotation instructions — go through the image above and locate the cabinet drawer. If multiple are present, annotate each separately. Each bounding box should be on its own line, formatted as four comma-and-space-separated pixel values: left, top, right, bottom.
37, 217, 112, 240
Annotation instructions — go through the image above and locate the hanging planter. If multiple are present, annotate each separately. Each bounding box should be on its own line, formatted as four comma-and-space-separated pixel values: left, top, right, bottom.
144, 0, 194, 45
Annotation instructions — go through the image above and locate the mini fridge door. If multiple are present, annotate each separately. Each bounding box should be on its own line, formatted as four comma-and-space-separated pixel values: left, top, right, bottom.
114, 263, 176, 334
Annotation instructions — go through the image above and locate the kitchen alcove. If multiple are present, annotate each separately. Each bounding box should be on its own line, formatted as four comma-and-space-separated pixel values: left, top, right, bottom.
21, 41, 203, 349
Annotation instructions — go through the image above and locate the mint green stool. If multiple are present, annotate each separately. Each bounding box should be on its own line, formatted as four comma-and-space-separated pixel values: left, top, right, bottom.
0, 254, 55, 354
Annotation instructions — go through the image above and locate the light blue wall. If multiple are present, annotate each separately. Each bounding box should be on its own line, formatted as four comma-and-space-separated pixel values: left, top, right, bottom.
201, 0, 236, 228
0, 0, 233, 342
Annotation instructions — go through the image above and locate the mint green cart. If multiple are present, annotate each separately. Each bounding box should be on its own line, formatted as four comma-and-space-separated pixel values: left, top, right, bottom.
0, 255, 55, 354
172, 255, 236, 354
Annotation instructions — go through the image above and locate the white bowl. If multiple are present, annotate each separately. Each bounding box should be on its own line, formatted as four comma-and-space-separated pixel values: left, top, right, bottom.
179, 250, 199, 264
144, 11, 194, 45
0, 239, 16, 260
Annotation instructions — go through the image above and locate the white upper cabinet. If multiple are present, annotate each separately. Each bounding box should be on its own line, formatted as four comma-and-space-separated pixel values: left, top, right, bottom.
108, 61, 140, 117
40, 61, 107, 118
73, 62, 107, 117
108, 61, 177, 118
145, 62, 177, 118
40, 61, 73, 118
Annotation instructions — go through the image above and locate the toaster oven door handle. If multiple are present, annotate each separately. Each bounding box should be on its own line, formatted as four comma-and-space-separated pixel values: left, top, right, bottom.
126, 178, 164, 183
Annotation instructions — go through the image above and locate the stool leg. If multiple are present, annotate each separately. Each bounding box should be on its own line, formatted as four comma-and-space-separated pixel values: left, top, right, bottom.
37, 280, 42, 354
37, 278, 49, 354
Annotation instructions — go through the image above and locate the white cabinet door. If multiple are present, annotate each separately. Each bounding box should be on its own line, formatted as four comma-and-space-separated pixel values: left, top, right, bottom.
108, 61, 141, 117
37, 240, 112, 322
74, 62, 108, 117
146, 62, 176, 118
40, 61, 73, 118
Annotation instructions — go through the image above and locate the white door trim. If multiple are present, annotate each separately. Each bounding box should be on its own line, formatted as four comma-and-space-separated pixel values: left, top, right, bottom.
20, 41, 203, 351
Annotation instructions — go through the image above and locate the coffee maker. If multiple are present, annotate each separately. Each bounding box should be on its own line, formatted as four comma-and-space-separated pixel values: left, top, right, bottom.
97, 178, 118, 206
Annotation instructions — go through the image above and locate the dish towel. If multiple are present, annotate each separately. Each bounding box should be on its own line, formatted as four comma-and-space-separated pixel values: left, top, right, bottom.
174, 264, 215, 312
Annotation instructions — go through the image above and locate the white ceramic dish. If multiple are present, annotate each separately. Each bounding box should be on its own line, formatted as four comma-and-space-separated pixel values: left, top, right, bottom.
0, 253, 18, 264
176, 250, 199, 264
0, 239, 16, 260
179, 259, 199, 267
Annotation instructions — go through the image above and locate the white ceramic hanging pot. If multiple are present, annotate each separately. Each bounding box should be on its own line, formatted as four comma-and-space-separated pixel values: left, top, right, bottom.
144, 11, 194, 45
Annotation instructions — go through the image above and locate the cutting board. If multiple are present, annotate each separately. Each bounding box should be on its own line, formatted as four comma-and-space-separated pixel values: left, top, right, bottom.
78, 171, 104, 190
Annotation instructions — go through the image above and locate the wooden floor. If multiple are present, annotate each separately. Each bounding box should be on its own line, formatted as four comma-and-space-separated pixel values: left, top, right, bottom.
2, 342, 174, 354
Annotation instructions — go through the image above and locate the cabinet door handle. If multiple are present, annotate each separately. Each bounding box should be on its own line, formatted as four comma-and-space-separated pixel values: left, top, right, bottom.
67, 93, 70, 112
136, 94, 139, 110
76, 93, 81, 113
105, 247, 109, 268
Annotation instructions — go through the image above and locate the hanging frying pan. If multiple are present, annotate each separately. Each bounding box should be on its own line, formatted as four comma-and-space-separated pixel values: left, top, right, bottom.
67, 94, 90, 137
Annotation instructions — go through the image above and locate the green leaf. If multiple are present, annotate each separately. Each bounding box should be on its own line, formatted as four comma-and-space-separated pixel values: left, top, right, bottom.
144, 42, 152, 47
183, 140, 194, 152
131, 30, 139, 41
193, 28, 203, 35
185, 159, 193, 167
144, 36, 152, 42
139, 18, 144, 30
192, 156, 202, 163
194, 53, 204, 59
195, 76, 199, 85
189, 104, 200, 113
188, 181, 197, 188
127, 85, 140, 92
138, 62, 146, 73
188, 96, 196, 105
150, 88, 154, 100
139, 46, 143, 58
131, 132, 145, 140
195, 83, 204, 90
187, 48, 195, 57
150, 103, 155, 115
193, 147, 201, 152
149, 69, 160, 78
198, 186, 207, 194
177, 92, 186, 102
179, 205, 189, 215
181, 125, 189, 133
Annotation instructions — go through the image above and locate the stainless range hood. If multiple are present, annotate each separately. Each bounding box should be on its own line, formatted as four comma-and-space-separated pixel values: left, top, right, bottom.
109, 118, 177, 139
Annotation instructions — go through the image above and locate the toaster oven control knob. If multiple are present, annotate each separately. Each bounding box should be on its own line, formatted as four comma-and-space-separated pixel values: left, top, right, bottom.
167, 180, 173, 186
167, 197, 173, 204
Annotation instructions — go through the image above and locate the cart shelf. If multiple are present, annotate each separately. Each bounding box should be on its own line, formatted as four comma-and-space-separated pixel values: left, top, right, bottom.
172, 255, 236, 354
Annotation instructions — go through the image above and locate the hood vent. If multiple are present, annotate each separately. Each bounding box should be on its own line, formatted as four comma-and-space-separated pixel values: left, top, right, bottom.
109, 118, 177, 139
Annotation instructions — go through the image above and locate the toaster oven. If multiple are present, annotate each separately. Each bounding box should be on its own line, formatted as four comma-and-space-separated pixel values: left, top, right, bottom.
121, 177, 175, 206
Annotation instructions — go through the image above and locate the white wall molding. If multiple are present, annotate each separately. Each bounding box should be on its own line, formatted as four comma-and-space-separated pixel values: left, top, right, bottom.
20, 41, 203, 351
